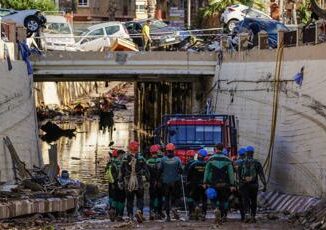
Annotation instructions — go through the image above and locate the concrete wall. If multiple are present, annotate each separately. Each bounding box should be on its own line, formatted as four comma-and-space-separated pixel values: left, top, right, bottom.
34, 82, 97, 106
211, 44, 326, 198
0, 59, 41, 182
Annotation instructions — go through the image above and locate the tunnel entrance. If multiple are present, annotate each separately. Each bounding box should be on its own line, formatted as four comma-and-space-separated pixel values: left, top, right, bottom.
35, 80, 197, 189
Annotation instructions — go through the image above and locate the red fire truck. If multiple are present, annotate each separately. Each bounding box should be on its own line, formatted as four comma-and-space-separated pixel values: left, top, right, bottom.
154, 114, 238, 164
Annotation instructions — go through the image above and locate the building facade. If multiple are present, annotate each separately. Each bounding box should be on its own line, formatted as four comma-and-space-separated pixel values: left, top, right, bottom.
58, 0, 152, 21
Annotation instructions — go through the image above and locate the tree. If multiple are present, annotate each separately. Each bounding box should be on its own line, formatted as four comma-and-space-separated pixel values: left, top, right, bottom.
0, 0, 56, 11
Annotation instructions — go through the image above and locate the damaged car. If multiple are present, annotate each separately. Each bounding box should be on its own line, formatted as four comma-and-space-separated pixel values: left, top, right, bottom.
124, 19, 190, 49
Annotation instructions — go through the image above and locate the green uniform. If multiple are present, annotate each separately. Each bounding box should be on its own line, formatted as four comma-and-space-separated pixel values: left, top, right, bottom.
238, 157, 266, 220
105, 157, 125, 217
147, 157, 163, 217
119, 153, 149, 216
204, 153, 235, 218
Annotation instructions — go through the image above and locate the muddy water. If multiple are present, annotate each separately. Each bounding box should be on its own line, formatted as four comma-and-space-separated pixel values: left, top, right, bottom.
41, 119, 133, 191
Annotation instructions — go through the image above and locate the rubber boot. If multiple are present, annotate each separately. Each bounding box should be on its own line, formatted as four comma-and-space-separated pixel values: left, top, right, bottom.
201, 212, 206, 221
108, 208, 116, 222
194, 206, 200, 221
135, 210, 144, 223
149, 210, 155, 220
165, 211, 171, 222
214, 208, 222, 225
172, 208, 180, 220
128, 213, 134, 221
244, 214, 251, 223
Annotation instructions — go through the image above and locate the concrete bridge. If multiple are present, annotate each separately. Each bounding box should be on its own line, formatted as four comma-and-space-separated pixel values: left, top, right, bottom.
31, 51, 218, 82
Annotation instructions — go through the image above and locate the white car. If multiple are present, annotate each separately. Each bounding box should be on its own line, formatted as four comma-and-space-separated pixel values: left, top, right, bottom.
0, 8, 46, 34
221, 4, 271, 31
75, 22, 131, 51
40, 15, 76, 51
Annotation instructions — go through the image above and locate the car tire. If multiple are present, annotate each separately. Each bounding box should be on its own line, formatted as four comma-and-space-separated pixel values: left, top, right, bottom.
227, 19, 239, 32
24, 16, 41, 33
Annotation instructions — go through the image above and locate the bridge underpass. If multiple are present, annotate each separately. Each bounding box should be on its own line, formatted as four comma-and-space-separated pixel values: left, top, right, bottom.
31, 51, 217, 82
32, 51, 216, 147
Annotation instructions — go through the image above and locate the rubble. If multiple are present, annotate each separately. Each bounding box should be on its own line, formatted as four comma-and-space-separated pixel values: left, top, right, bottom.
286, 201, 326, 229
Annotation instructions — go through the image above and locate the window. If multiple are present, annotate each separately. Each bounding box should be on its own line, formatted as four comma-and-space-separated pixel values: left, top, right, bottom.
105, 26, 120, 35
168, 125, 222, 145
78, 0, 89, 7
136, 5, 145, 13
45, 23, 72, 34
80, 28, 104, 44
89, 28, 105, 36
0, 9, 12, 17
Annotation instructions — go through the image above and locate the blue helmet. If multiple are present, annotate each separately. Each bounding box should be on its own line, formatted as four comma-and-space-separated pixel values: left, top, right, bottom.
246, 146, 255, 152
206, 188, 218, 200
198, 149, 208, 157
238, 147, 247, 156
222, 149, 229, 156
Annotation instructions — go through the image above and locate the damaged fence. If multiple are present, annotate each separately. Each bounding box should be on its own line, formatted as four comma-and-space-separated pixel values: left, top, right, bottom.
0, 138, 83, 220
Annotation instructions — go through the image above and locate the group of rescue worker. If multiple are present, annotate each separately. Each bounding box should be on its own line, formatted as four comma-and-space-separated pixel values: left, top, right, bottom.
105, 141, 267, 224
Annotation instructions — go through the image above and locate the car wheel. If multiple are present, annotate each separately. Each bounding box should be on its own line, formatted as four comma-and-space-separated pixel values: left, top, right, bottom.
227, 19, 239, 32
24, 16, 40, 33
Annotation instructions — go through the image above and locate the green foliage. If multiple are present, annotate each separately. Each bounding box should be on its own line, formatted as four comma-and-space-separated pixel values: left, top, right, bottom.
0, 0, 56, 11
297, 0, 311, 24
204, 0, 236, 17
198, 0, 266, 28
203, 0, 265, 17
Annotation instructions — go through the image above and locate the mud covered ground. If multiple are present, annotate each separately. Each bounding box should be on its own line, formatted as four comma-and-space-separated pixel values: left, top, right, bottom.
56, 217, 301, 230
53, 211, 302, 230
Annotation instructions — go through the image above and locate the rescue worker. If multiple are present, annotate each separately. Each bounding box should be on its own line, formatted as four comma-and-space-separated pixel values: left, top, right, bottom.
160, 143, 183, 222
119, 141, 149, 223
238, 146, 267, 223
147, 144, 164, 220
234, 147, 247, 221
186, 149, 208, 221
184, 150, 196, 174
142, 20, 152, 51
204, 143, 236, 223
105, 149, 125, 221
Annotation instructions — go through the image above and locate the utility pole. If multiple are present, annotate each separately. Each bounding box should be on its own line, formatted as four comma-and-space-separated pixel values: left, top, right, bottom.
187, 0, 191, 29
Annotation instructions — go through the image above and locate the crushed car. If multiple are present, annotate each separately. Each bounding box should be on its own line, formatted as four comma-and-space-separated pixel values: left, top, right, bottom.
124, 19, 190, 50
0, 8, 46, 36
233, 17, 290, 48
221, 4, 271, 31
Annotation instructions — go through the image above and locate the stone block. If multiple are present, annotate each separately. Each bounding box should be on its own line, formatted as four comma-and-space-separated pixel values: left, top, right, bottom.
66, 196, 76, 210
33, 199, 45, 213
0, 203, 10, 219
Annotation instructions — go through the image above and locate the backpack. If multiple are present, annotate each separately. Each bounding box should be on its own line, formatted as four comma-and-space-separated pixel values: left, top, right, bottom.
240, 159, 257, 183
211, 165, 229, 186
105, 165, 115, 184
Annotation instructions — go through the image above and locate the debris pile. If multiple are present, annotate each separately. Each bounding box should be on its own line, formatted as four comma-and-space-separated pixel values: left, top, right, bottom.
288, 201, 326, 230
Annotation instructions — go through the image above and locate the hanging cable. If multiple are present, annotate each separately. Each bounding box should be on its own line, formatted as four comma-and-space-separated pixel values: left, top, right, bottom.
263, 43, 284, 184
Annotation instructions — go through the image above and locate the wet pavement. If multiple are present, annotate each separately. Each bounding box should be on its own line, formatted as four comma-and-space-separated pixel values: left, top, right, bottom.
41, 119, 133, 191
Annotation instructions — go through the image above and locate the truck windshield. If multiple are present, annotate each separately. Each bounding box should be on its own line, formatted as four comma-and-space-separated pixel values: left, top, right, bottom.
168, 125, 222, 145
